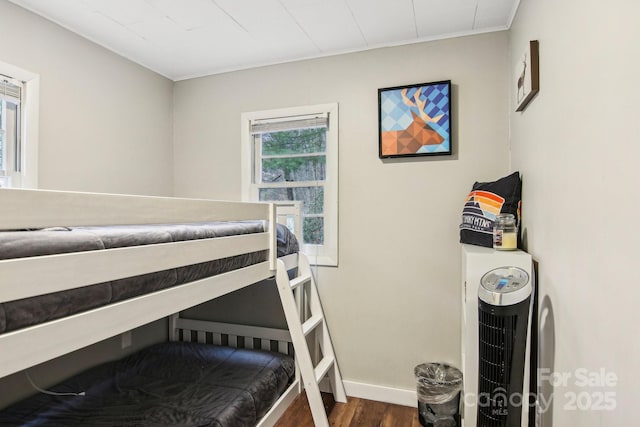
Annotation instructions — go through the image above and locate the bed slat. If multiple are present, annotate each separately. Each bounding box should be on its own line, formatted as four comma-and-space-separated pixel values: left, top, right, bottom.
171, 317, 293, 356
213, 333, 222, 346
245, 336, 254, 349
229, 335, 238, 348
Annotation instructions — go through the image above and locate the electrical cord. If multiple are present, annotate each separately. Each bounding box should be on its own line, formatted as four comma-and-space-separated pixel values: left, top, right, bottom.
26, 373, 85, 397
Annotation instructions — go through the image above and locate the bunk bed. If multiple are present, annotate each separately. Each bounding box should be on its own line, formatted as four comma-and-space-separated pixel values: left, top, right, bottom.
0, 188, 304, 426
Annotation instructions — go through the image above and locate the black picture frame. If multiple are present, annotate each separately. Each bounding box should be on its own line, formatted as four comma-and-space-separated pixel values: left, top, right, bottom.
378, 80, 452, 159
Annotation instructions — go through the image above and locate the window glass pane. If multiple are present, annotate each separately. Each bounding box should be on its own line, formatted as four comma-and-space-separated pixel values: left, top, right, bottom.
261, 128, 326, 155
259, 187, 324, 215
0, 101, 4, 169
5, 103, 18, 172
303, 217, 324, 245
261, 156, 326, 183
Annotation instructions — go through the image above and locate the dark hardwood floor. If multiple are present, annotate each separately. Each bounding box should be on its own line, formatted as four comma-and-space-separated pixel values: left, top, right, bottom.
274, 392, 421, 427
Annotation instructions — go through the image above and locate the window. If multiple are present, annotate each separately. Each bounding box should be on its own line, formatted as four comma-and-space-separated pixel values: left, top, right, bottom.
0, 76, 22, 188
0, 61, 39, 189
242, 103, 338, 266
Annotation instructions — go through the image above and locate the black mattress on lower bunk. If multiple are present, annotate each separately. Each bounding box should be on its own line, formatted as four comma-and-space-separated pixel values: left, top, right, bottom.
0, 341, 295, 427
0, 222, 298, 334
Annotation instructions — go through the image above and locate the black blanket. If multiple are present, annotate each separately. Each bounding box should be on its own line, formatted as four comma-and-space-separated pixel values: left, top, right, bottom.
0, 342, 295, 427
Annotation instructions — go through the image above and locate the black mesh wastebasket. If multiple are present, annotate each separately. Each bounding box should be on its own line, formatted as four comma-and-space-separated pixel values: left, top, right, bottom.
415, 363, 463, 427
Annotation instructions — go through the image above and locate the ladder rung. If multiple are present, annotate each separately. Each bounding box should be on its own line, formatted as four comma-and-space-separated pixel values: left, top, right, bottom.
302, 313, 323, 336
314, 356, 334, 383
290, 274, 312, 290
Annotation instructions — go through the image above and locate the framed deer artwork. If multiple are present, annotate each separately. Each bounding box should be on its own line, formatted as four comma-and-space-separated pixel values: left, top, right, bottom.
515, 40, 539, 112
378, 80, 451, 158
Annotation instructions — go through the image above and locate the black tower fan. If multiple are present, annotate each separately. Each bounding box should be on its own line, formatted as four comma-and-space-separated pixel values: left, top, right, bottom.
477, 267, 532, 427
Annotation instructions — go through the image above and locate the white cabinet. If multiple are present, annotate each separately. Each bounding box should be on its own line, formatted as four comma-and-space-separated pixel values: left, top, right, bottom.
461, 244, 532, 427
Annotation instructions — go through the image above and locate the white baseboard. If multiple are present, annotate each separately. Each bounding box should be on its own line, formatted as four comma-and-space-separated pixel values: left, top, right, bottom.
343, 380, 417, 408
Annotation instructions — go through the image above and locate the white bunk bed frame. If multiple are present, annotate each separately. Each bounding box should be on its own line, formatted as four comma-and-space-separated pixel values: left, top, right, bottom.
0, 188, 280, 378
0, 188, 345, 426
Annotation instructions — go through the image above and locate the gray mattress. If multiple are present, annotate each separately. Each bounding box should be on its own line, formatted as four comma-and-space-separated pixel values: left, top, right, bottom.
0, 341, 296, 426
0, 222, 298, 334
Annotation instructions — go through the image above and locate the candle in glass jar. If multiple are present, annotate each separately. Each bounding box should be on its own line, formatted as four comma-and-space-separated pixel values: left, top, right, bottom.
493, 214, 518, 250
499, 231, 517, 249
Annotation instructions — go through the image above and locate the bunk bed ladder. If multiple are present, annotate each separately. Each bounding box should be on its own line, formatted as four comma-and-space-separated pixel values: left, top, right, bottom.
275, 252, 346, 427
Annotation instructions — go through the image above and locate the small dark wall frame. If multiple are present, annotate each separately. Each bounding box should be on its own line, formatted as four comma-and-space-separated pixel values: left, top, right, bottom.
378, 80, 452, 159
515, 40, 539, 112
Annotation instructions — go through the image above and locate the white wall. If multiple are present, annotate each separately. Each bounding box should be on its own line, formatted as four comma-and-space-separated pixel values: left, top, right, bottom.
0, 0, 174, 195
509, 0, 639, 425
174, 32, 511, 395
0, 1, 173, 409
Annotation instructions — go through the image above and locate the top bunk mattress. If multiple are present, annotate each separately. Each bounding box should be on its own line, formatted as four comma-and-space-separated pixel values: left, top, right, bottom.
0, 222, 298, 334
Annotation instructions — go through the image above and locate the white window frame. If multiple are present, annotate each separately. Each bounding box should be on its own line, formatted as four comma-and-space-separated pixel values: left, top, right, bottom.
241, 103, 338, 266
0, 60, 40, 189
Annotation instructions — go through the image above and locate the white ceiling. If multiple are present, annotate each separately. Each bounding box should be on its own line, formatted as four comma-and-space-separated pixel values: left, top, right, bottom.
9, 0, 519, 81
